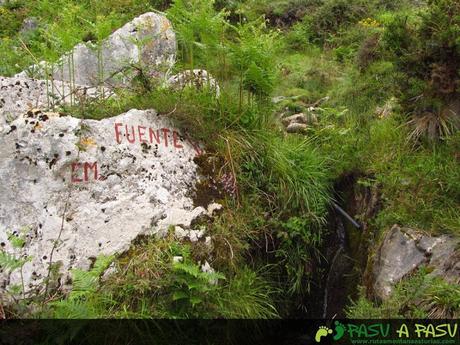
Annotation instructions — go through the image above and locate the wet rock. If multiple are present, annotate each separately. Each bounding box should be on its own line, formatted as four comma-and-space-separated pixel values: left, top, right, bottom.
167, 69, 220, 97
0, 109, 209, 299
286, 122, 308, 133
372, 225, 459, 301
16, 12, 176, 87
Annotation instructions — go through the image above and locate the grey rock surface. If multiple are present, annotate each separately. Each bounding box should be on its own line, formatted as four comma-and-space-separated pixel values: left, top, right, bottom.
0, 109, 205, 298
20, 17, 39, 35
0, 76, 108, 126
372, 225, 459, 300
16, 12, 176, 87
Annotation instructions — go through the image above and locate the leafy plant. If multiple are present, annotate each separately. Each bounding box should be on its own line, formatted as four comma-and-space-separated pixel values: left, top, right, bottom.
218, 267, 279, 318
275, 216, 322, 295
303, 0, 375, 43
168, 256, 225, 317
0, 229, 32, 302
230, 19, 280, 100
168, 0, 228, 71
48, 255, 114, 318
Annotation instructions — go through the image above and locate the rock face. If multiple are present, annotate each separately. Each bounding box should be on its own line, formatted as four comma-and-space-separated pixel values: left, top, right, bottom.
372, 225, 460, 300
0, 76, 108, 126
17, 12, 176, 87
0, 109, 205, 298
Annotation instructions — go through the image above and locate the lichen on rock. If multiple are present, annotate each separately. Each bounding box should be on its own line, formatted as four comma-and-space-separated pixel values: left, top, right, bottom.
0, 76, 108, 127
16, 12, 177, 88
0, 108, 209, 299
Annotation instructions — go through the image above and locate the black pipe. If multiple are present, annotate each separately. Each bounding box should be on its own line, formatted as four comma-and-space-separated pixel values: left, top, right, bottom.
332, 202, 361, 229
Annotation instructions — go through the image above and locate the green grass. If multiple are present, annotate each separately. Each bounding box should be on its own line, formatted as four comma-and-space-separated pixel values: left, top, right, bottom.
347, 268, 460, 318
42, 235, 279, 319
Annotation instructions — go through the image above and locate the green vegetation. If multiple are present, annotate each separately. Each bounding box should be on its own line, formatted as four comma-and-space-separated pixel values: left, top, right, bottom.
1, 0, 459, 318
347, 268, 460, 318
41, 237, 278, 318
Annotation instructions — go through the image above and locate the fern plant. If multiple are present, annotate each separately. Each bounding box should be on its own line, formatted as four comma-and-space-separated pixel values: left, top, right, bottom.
168, 0, 229, 71
0, 229, 32, 301
230, 19, 280, 102
167, 248, 225, 317
48, 255, 114, 318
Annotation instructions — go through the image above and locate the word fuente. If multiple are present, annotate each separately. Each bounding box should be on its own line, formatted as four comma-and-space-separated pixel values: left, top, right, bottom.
114, 123, 184, 148
114, 123, 203, 155
70, 123, 202, 183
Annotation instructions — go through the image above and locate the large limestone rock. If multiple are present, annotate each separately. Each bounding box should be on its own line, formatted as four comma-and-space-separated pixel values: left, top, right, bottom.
0, 109, 206, 298
16, 12, 176, 87
372, 225, 460, 300
0, 76, 108, 126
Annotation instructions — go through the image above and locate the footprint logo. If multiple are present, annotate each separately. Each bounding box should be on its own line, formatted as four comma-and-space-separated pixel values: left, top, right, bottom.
333, 321, 346, 341
315, 326, 333, 343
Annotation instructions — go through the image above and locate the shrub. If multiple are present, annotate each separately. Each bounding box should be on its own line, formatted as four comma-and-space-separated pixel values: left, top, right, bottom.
305, 0, 375, 43
285, 20, 313, 50
45, 237, 279, 319
356, 32, 381, 70
0, 6, 24, 38
230, 19, 280, 98
382, 0, 460, 140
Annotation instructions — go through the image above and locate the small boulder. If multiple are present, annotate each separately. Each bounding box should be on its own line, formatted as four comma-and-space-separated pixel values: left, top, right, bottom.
17, 12, 176, 88
281, 113, 308, 126
286, 122, 308, 133
207, 203, 223, 217
281, 112, 318, 133
372, 225, 459, 301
